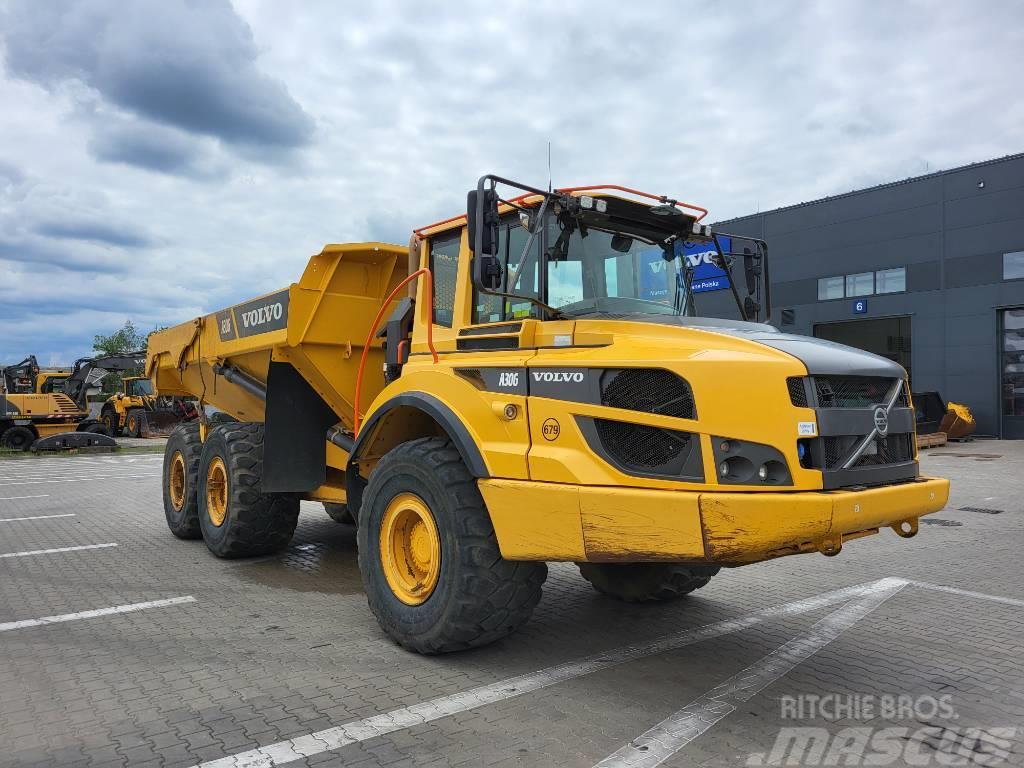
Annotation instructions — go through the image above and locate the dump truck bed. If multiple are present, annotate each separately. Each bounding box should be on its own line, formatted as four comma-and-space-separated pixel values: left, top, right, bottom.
148, 242, 409, 497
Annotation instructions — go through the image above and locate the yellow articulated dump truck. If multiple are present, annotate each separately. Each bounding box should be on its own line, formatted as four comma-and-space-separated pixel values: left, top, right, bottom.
148, 175, 949, 653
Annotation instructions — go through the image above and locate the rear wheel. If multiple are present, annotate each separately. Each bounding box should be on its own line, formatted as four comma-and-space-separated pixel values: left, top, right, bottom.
577, 563, 719, 603
358, 437, 547, 654
197, 422, 299, 558
162, 423, 203, 539
1, 426, 35, 452
324, 503, 355, 524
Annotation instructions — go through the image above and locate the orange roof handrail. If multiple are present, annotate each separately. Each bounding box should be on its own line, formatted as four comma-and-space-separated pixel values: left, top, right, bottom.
413, 183, 708, 236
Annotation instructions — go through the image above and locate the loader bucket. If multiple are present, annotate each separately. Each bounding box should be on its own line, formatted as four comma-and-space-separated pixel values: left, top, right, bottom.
139, 410, 197, 438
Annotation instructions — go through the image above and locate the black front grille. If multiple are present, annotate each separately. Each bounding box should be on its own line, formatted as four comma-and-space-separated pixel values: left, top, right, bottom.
600, 369, 695, 419
857, 433, 914, 466
820, 433, 914, 470
594, 419, 692, 471
787, 377, 808, 407
813, 376, 901, 409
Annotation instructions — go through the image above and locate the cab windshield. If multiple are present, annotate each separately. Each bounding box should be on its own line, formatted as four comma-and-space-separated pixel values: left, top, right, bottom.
480, 208, 696, 322
546, 225, 690, 317
126, 379, 153, 396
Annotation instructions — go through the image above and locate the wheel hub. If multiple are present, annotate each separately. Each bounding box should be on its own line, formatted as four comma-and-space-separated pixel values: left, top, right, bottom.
380, 493, 441, 605
206, 456, 228, 527
169, 451, 186, 511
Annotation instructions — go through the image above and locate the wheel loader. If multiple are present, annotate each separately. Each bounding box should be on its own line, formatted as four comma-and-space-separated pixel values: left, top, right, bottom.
147, 175, 949, 654
99, 376, 198, 437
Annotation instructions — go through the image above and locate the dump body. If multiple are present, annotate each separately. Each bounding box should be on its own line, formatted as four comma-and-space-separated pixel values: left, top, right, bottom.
148, 242, 408, 498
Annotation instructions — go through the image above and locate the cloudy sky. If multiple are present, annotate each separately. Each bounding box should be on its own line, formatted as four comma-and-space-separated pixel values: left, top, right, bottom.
1, 0, 1022, 364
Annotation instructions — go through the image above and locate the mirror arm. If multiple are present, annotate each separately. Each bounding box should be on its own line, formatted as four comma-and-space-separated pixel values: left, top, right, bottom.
712, 233, 749, 322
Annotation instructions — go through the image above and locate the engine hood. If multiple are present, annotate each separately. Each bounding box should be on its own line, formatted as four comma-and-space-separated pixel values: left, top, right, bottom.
571, 312, 906, 379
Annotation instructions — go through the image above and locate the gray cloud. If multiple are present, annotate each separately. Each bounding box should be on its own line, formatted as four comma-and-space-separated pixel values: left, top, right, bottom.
1, 0, 314, 155
33, 219, 153, 248
2, 0, 1023, 365
88, 121, 223, 179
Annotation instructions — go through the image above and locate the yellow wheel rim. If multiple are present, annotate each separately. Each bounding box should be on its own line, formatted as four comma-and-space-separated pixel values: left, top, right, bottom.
206, 456, 228, 527
379, 493, 441, 605
169, 451, 186, 512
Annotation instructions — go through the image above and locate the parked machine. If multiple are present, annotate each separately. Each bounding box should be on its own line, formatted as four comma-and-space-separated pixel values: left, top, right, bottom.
0, 352, 149, 451
0, 356, 89, 450
100, 376, 198, 437
148, 176, 949, 653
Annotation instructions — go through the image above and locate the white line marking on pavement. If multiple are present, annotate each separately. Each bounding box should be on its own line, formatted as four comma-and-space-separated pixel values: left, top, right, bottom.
0, 596, 196, 632
0, 473, 159, 487
591, 581, 905, 768
194, 577, 908, 768
0, 542, 118, 558
910, 580, 1024, 608
0, 513, 76, 523
0, 494, 50, 500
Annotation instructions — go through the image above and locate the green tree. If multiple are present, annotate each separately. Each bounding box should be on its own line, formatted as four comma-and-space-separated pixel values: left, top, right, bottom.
91, 321, 149, 394
92, 320, 147, 356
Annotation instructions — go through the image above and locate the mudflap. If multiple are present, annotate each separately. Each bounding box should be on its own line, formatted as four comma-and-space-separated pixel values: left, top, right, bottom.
32, 432, 118, 452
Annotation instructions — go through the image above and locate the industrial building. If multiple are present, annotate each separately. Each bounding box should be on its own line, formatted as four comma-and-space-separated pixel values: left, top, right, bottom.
708, 153, 1024, 438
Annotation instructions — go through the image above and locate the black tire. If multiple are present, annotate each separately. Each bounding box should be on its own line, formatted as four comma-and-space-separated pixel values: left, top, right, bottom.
86, 422, 110, 436
358, 437, 547, 654
197, 422, 299, 558
126, 409, 144, 438
162, 422, 203, 539
100, 407, 120, 436
577, 563, 719, 603
1, 426, 36, 452
324, 503, 355, 525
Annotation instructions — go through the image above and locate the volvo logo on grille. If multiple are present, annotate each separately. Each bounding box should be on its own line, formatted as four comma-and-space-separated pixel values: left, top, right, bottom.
873, 406, 889, 437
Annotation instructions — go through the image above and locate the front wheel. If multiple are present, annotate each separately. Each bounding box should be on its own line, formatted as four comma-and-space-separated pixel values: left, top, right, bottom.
577, 562, 719, 603
1, 426, 35, 452
358, 437, 547, 654
125, 409, 144, 438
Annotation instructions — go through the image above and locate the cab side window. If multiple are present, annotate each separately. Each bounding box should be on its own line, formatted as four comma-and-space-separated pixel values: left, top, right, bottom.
472, 213, 540, 324
430, 231, 460, 327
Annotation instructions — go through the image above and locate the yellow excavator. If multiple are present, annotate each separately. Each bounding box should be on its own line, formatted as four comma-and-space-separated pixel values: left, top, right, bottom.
148, 175, 949, 653
1, 352, 149, 451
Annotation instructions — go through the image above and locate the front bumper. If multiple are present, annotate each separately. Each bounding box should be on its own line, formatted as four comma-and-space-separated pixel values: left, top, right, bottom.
478, 476, 950, 564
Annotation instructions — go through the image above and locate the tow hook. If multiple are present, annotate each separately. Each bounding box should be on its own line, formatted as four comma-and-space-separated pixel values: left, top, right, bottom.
817, 537, 842, 557
891, 518, 919, 538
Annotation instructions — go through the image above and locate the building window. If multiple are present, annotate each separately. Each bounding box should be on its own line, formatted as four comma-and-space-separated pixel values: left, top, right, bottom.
876, 267, 906, 294
1004, 251, 1024, 281
429, 231, 460, 327
846, 272, 874, 297
818, 276, 844, 300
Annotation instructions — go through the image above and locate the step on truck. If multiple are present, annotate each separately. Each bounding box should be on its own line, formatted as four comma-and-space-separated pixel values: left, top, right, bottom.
147, 176, 949, 654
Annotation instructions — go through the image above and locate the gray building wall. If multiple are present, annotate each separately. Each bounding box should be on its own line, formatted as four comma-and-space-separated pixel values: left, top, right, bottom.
702, 153, 1024, 436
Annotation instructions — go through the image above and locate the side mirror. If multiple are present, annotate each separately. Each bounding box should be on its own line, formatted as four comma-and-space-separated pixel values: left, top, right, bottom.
466, 189, 499, 257
743, 246, 761, 296
468, 188, 502, 291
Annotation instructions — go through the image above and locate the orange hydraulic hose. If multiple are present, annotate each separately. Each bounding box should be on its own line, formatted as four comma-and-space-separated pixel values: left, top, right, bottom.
353, 268, 438, 436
